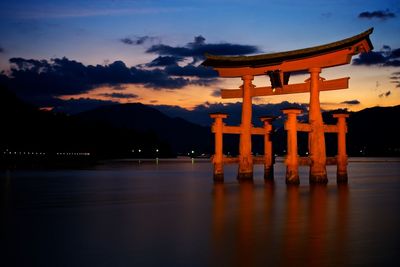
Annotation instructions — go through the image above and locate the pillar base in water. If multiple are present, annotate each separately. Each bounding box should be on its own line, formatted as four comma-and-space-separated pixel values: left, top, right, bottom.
237, 172, 253, 182
309, 173, 328, 184
337, 172, 348, 183
213, 173, 224, 183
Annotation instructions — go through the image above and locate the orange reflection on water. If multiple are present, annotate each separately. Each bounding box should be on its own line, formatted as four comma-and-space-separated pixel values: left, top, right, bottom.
211, 183, 349, 266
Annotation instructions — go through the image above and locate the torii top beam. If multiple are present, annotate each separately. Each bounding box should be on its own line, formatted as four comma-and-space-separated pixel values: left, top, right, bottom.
202, 28, 373, 78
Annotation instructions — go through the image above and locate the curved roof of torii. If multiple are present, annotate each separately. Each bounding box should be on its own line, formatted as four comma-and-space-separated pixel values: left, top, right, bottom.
202, 28, 373, 68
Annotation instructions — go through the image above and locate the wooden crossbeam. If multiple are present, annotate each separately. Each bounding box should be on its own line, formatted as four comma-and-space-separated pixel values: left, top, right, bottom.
211, 125, 266, 135
282, 122, 341, 133
213, 122, 343, 134
220, 77, 349, 99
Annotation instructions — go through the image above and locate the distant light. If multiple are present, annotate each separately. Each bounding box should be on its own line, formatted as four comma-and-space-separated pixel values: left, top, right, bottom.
156, 149, 159, 153
138, 149, 141, 153
191, 150, 194, 154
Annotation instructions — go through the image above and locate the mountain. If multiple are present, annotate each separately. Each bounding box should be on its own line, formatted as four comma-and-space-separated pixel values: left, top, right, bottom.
347, 106, 400, 156
0, 85, 173, 160
1, 83, 399, 161
75, 103, 212, 155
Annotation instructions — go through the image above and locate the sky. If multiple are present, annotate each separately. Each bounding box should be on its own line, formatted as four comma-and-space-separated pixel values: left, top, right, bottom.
0, 0, 399, 114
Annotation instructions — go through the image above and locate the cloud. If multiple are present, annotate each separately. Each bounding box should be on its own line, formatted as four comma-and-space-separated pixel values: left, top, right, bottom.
0, 36, 261, 112
211, 89, 221, 97
390, 72, 400, 88
353, 45, 400, 66
378, 91, 391, 98
111, 84, 128, 91
3, 57, 194, 96
341, 100, 361, 105
146, 35, 260, 63
120, 36, 159, 46
99, 92, 138, 99
165, 64, 218, 78
0, 46, 3, 53
146, 56, 183, 67
358, 9, 396, 20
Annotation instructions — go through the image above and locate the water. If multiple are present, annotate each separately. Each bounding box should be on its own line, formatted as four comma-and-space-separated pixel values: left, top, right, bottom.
1, 158, 400, 267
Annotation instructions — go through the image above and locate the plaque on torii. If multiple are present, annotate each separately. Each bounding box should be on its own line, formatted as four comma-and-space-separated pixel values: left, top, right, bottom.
202, 28, 373, 184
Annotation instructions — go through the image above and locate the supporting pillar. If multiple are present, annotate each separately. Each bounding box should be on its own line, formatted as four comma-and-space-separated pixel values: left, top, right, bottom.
210, 113, 228, 183
283, 108, 302, 185
260, 116, 275, 180
333, 113, 349, 183
238, 75, 254, 181
308, 68, 328, 184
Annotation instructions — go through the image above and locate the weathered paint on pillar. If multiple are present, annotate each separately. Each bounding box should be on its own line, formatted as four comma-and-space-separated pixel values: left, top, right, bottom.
308, 68, 328, 184
283, 108, 302, 185
238, 75, 254, 181
333, 113, 349, 183
260, 116, 275, 180
210, 113, 228, 183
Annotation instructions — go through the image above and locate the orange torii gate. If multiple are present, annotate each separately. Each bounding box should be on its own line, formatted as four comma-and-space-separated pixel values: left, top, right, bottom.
203, 28, 373, 184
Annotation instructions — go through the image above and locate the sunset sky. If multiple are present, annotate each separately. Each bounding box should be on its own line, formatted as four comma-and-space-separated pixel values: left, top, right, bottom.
0, 0, 399, 113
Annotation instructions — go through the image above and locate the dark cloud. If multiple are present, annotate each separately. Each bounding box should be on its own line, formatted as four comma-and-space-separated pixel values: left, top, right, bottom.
0, 46, 4, 53
211, 89, 221, 97
3, 57, 194, 97
390, 72, 400, 88
378, 91, 391, 98
353, 51, 386, 65
358, 10, 396, 20
341, 100, 361, 105
99, 92, 138, 99
120, 36, 159, 45
353, 45, 400, 66
165, 64, 218, 78
146, 35, 260, 63
111, 84, 128, 90
146, 56, 183, 67
390, 48, 400, 59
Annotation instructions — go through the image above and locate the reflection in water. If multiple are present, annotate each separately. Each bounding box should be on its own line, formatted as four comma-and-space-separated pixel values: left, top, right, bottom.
2, 160, 398, 266
281, 185, 302, 266
307, 185, 328, 267
212, 183, 349, 266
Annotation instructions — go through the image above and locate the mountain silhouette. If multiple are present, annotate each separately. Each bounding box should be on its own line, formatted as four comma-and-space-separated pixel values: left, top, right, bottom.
1, 84, 400, 164
75, 103, 212, 155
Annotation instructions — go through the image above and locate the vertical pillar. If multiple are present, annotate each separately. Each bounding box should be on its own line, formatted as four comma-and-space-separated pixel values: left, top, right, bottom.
210, 113, 228, 183
333, 113, 349, 183
283, 108, 302, 185
308, 68, 328, 184
238, 75, 254, 181
260, 116, 275, 180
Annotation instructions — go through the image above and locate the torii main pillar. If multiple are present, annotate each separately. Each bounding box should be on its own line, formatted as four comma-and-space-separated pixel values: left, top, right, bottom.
308, 68, 327, 183
238, 75, 254, 181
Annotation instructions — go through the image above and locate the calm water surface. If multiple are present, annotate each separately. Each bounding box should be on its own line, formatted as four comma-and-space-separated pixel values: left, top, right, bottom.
1, 158, 400, 266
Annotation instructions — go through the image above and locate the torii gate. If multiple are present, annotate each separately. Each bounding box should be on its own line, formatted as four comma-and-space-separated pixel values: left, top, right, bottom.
202, 28, 373, 184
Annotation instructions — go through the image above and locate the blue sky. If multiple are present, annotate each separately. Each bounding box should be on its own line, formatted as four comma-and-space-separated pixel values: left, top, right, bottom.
0, 0, 399, 112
